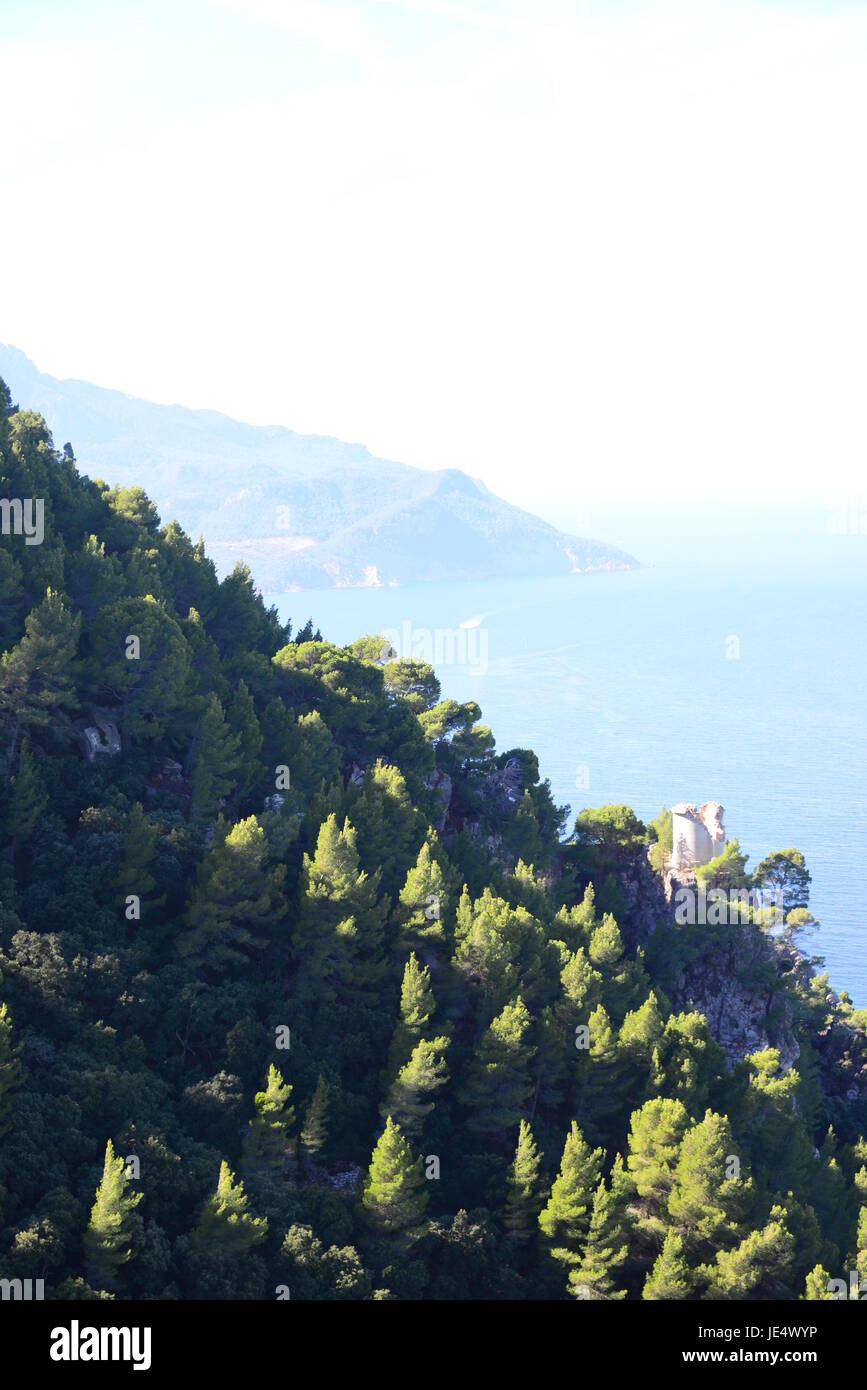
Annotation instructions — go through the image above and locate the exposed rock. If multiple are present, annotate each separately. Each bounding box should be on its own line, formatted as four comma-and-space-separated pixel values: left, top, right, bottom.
75, 706, 121, 761
422, 768, 452, 832
671, 940, 801, 1073
146, 757, 191, 807
619, 854, 801, 1071
480, 756, 523, 812
324, 1162, 362, 1193
608, 850, 672, 950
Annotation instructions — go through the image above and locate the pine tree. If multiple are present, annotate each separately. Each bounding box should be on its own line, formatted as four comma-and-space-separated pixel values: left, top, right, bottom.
642, 1229, 694, 1300
538, 1120, 604, 1264
111, 801, 164, 912
227, 678, 263, 799
460, 997, 536, 1139
856, 1204, 867, 1281
179, 815, 286, 970
300, 1074, 331, 1165
395, 839, 448, 948
625, 1096, 690, 1243
381, 1036, 450, 1140
567, 1168, 629, 1300
702, 1208, 794, 1300
6, 739, 47, 849
803, 1264, 836, 1300
0, 1001, 22, 1136
668, 1110, 752, 1258
574, 1002, 631, 1143
243, 1064, 296, 1172
350, 760, 421, 898
191, 1161, 268, 1254
361, 1117, 428, 1236
385, 952, 436, 1076
190, 693, 241, 824
293, 813, 387, 1004
83, 1139, 143, 1291
504, 1119, 543, 1243
0, 588, 81, 770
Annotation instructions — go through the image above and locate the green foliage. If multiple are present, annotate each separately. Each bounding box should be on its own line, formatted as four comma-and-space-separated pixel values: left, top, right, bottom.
83, 1140, 143, 1292
460, 997, 536, 1139
179, 815, 286, 970
695, 838, 751, 892
0, 387, 864, 1303
647, 805, 672, 872
300, 1075, 331, 1165
362, 1117, 428, 1236
190, 694, 241, 824
190, 1161, 268, 1255
504, 1119, 543, 1243
538, 1121, 604, 1263
0, 1001, 22, 1136
243, 1064, 296, 1172
754, 848, 812, 913
572, 804, 647, 868
642, 1229, 693, 1300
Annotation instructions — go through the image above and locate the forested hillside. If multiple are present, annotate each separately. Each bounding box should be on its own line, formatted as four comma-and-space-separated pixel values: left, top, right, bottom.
1, 379, 866, 1301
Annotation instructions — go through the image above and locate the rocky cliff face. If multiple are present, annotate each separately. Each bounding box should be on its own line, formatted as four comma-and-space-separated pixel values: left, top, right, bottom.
609, 852, 867, 1121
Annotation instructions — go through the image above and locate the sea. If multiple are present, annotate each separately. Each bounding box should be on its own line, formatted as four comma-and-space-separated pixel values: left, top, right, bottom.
267, 535, 867, 1005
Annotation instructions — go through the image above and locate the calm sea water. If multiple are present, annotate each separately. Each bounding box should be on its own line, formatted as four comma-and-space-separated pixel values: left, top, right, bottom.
268, 544, 867, 1005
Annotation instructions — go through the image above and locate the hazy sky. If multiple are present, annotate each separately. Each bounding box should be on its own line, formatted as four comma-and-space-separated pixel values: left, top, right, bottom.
3, 0, 867, 522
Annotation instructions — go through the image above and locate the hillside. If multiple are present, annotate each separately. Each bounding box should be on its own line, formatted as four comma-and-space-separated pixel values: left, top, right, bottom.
0, 346, 637, 591
2, 379, 867, 1301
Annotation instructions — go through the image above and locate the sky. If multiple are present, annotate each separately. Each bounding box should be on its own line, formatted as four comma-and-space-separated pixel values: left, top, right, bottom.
2, 0, 867, 532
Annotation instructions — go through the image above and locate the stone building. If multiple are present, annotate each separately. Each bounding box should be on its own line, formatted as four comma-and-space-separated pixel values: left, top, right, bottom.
670, 801, 726, 869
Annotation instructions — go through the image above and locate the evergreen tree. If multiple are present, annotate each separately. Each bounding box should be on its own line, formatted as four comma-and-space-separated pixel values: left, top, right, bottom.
626, 1096, 690, 1242
385, 952, 436, 1076
227, 678, 263, 799
293, 813, 387, 1004
803, 1264, 835, 1300
395, 839, 448, 949
567, 1168, 629, 1300
0, 588, 80, 769
538, 1120, 604, 1264
361, 1117, 428, 1236
83, 1140, 143, 1291
460, 997, 536, 1140
300, 1075, 331, 1165
191, 1161, 268, 1254
668, 1110, 751, 1258
179, 815, 286, 969
856, 1204, 867, 1281
574, 1003, 631, 1142
0, 1001, 22, 1136
6, 739, 47, 850
87, 594, 193, 744
702, 1207, 794, 1300
504, 1119, 544, 1243
642, 1229, 694, 1300
111, 801, 164, 912
190, 693, 241, 824
381, 1036, 450, 1140
243, 1064, 296, 1172
350, 760, 422, 898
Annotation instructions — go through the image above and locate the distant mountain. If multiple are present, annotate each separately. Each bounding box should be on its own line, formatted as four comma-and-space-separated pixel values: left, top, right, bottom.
0, 345, 637, 591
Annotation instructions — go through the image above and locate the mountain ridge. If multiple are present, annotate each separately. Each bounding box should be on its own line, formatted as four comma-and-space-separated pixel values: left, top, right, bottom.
0, 344, 638, 592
